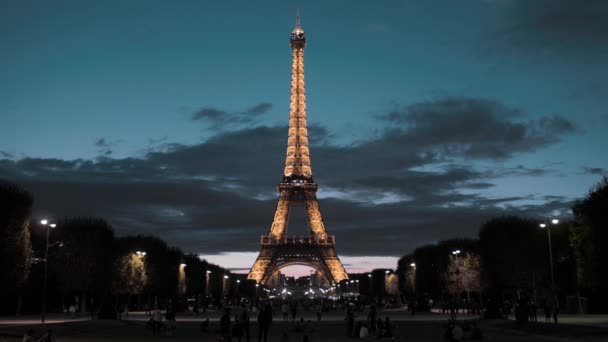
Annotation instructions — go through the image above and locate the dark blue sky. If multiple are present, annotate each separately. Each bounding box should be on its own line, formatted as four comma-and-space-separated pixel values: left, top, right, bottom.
1, 0, 607, 272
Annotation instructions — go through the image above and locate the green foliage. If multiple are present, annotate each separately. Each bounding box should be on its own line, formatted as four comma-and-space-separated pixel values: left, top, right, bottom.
571, 176, 608, 311
112, 253, 147, 295
568, 224, 594, 289
444, 252, 482, 295
0, 180, 33, 292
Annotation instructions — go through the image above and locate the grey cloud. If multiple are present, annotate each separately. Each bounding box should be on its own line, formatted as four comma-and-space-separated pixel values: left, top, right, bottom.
0, 97, 577, 256
380, 97, 576, 160
95, 138, 108, 147
243, 102, 272, 115
191, 102, 273, 129
488, 0, 608, 61
580, 167, 605, 175
95, 138, 121, 156
0, 151, 13, 159
192, 108, 227, 121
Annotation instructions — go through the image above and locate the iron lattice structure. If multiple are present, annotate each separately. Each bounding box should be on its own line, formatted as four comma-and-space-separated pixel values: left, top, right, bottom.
248, 15, 349, 285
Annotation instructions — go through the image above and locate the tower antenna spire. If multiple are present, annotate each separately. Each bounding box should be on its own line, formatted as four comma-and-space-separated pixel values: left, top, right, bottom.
296, 1, 301, 28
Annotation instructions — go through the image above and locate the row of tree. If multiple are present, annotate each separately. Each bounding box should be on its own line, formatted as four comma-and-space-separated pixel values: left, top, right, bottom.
396, 177, 608, 314
0, 180, 236, 316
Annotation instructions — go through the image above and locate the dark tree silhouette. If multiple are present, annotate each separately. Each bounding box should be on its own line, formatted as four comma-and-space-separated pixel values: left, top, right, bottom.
572, 176, 608, 312
479, 216, 545, 317
51, 218, 115, 313
0, 180, 33, 314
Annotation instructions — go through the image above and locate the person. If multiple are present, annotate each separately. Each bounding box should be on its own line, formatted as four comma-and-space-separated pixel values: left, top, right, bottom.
552, 301, 559, 324
22, 329, 37, 342
543, 301, 551, 323
40, 329, 56, 342
290, 302, 297, 322
383, 317, 393, 338
367, 306, 377, 335
152, 306, 162, 336
257, 305, 272, 342
375, 317, 384, 338
220, 307, 232, 342
238, 304, 251, 342
316, 308, 322, 322
200, 317, 210, 333
165, 306, 176, 336
69, 304, 76, 319
359, 324, 369, 338
344, 308, 354, 337
233, 314, 243, 342
293, 318, 305, 333
281, 302, 289, 321
193, 302, 199, 317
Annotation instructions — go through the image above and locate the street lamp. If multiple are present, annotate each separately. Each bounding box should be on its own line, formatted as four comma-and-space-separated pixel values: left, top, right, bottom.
134, 251, 146, 310
540, 219, 559, 294
205, 271, 212, 297
40, 219, 56, 324
452, 250, 462, 306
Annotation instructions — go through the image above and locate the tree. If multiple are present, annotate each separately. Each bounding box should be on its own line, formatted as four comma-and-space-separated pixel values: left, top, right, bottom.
112, 253, 147, 297
52, 218, 115, 312
444, 252, 482, 297
479, 216, 545, 317
386, 273, 400, 296
572, 176, 608, 312
0, 180, 33, 314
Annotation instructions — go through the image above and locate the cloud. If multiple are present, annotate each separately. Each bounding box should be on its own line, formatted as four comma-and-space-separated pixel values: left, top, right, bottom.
192, 107, 227, 121
489, 0, 608, 61
191, 102, 273, 130
580, 167, 606, 175
242, 102, 272, 115
0, 97, 577, 256
0, 150, 13, 159
379, 97, 576, 160
94, 138, 121, 156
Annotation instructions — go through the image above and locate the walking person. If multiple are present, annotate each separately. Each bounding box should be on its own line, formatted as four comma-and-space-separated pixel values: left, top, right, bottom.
344, 308, 354, 338
257, 304, 273, 342
238, 304, 251, 342
543, 301, 551, 323
22, 329, 37, 342
151, 306, 163, 336
220, 307, 232, 342
165, 306, 176, 336
233, 315, 243, 342
367, 305, 377, 335
552, 297, 559, 324
281, 301, 289, 321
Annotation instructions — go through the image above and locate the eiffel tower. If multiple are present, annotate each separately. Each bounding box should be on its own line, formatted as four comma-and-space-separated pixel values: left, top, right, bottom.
247, 12, 349, 285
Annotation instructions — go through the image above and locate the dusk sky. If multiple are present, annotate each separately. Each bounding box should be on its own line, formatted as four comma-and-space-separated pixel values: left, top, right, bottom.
1, 0, 607, 275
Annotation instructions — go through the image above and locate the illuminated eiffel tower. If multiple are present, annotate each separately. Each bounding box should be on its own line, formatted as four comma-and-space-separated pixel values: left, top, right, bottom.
247, 12, 349, 285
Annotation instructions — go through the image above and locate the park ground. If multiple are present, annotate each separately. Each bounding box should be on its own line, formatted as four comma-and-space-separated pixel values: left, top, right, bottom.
1, 310, 608, 342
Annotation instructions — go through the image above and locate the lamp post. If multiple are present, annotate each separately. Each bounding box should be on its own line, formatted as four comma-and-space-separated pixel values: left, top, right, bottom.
134, 251, 146, 311
40, 219, 56, 324
452, 250, 461, 306
205, 270, 212, 297
540, 219, 559, 294
410, 263, 416, 296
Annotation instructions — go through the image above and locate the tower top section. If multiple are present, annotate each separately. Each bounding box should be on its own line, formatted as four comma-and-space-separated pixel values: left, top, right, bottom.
290, 7, 305, 46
